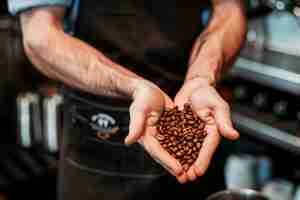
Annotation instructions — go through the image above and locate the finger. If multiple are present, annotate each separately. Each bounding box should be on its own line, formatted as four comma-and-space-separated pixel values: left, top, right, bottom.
125, 109, 147, 145
187, 166, 198, 181
146, 111, 161, 127
193, 125, 221, 177
214, 103, 239, 140
195, 108, 215, 126
174, 89, 190, 109
164, 95, 175, 109
140, 127, 183, 177
177, 173, 188, 184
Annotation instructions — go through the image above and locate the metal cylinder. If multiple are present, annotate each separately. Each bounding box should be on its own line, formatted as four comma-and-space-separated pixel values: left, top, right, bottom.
16, 92, 42, 148
43, 94, 63, 153
206, 189, 269, 200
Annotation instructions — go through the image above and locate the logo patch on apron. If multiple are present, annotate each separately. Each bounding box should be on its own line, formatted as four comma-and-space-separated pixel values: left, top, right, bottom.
90, 113, 119, 140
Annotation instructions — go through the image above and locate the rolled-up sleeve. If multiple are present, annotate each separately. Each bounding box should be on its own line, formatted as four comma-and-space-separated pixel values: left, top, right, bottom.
8, 0, 73, 15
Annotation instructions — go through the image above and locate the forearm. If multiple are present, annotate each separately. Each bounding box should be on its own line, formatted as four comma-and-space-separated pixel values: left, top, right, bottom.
187, 0, 247, 85
21, 7, 142, 98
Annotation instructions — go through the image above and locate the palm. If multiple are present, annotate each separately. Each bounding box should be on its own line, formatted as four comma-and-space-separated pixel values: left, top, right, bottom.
138, 95, 183, 177
184, 107, 220, 180
174, 93, 221, 181
174, 79, 238, 182
127, 81, 183, 177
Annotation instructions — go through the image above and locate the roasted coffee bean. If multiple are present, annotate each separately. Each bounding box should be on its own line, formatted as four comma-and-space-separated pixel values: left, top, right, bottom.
192, 153, 198, 159
187, 120, 195, 125
172, 142, 177, 147
156, 103, 207, 172
183, 164, 189, 171
198, 123, 205, 129
187, 149, 193, 155
173, 131, 179, 136
156, 134, 165, 141
183, 146, 189, 152
183, 155, 189, 160
176, 151, 183, 157
186, 136, 193, 141
185, 114, 193, 119
187, 159, 194, 164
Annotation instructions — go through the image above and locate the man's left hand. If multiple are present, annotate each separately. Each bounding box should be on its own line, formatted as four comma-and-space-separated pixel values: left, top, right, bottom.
174, 77, 239, 183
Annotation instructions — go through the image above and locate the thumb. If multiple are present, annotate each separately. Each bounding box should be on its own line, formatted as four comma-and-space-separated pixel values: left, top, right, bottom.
125, 105, 147, 145
125, 106, 161, 145
214, 104, 239, 140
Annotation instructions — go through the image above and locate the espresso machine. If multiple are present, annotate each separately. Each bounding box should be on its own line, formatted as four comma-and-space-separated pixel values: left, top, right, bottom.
228, 0, 300, 154
217, 0, 300, 199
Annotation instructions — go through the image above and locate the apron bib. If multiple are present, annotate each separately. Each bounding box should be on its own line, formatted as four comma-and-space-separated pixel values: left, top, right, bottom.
59, 1, 206, 199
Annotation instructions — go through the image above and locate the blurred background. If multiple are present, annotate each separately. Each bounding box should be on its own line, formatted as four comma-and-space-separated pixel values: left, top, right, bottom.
1, 0, 300, 199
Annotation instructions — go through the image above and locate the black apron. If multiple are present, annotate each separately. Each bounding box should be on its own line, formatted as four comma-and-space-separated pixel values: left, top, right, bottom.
58, 1, 210, 200
0, 1, 227, 198
73, 0, 208, 84
0, 0, 226, 199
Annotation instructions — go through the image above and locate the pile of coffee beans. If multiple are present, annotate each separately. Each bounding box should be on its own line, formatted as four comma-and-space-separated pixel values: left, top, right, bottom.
155, 103, 207, 171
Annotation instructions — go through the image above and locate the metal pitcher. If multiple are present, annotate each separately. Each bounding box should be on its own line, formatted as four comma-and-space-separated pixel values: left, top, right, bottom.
206, 189, 269, 200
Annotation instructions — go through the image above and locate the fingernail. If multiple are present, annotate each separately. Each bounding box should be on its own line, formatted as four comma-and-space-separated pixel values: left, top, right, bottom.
124, 137, 133, 145
232, 130, 240, 139
228, 129, 239, 139
177, 174, 188, 184
224, 126, 240, 140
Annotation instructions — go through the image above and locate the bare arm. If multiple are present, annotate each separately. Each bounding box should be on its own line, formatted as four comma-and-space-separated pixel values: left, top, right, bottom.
20, 6, 142, 98
20, 6, 184, 178
187, 0, 247, 84
174, 0, 246, 183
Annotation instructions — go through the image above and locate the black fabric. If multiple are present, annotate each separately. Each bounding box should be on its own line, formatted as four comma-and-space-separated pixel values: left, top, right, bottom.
0, 15, 36, 141
0, 11, 45, 144
0, 1, 8, 15
75, 0, 209, 82
59, 86, 227, 200
58, 91, 170, 200
59, 1, 212, 200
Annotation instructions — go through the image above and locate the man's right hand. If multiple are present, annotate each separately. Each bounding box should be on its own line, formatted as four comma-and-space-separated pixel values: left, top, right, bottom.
125, 79, 184, 178
20, 6, 184, 180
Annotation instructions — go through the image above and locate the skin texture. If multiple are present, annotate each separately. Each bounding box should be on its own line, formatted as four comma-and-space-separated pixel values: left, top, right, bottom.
174, 0, 247, 183
20, 0, 246, 183
20, 6, 183, 177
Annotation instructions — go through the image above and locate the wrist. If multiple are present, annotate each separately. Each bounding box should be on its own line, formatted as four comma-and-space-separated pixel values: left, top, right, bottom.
185, 58, 221, 87
131, 79, 160, 98
185, 75, 216, 88
117, 77, 143, 99
97, 71, 142, 99
187, 35, 224, 87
